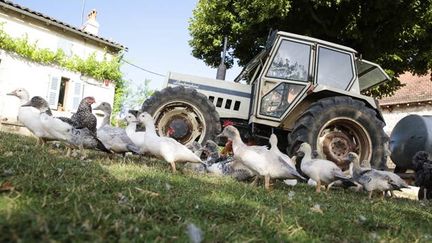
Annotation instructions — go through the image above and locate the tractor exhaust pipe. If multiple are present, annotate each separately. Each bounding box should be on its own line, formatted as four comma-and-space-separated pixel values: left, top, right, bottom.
216, 36, 228, 80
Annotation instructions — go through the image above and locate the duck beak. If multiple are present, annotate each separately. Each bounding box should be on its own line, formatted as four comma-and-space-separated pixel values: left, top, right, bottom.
295, 150, 305, 157
93, 104, 101, 111
6, 91, 16, 96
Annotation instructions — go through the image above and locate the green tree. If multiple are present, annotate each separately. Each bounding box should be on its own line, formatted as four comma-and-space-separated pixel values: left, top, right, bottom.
189, 0, 432, 96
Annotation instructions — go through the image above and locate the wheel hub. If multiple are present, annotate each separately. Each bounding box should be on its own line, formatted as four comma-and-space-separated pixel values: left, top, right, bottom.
322, 131, 356, 169
167, 116, 192, 140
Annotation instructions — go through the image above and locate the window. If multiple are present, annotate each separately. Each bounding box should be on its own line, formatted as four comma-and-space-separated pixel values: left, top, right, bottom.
267, 40, 311, 81
233, 101, 241, 111
57, 39, 73, 57
216, 98, 223, 108
260, 83, 304, 118
225, 99, 232, 109
208, 96, 215, 103
57, 77, 70, 111
317, 47, 354, 90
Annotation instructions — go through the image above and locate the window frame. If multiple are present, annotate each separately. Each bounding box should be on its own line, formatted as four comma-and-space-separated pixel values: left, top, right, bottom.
314, 45, 356, 90
255, 36, 314, 121
265, 39, 312, 83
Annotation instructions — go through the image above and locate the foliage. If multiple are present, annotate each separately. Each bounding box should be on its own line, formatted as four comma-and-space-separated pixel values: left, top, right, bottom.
122, 79, 155, 111
0, 24, 125, 110
189, 0, 432, 97
1, 132, 432, 242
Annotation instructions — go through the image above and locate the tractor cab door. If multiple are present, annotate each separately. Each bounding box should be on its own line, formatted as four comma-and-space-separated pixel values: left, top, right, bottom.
256, 37, 314, 121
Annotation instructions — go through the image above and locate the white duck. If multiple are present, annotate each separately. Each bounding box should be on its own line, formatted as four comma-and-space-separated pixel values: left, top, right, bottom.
218, 126, 304, 190
124, 113, 147, 154
136, 112, 202, 172
7, 88, 55, 145
93, 102, 140, 155
296, 142, 355, 193
268, 134, 306, 181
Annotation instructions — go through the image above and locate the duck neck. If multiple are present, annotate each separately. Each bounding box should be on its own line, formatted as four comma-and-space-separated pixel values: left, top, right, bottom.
19, 94, 30, 105
143, 120, 157, 135
126, 122, 137, 135
100, 112, 111, 127
300, 149, 313, 171
352, 159, 361, 172
231, 135, 245, 154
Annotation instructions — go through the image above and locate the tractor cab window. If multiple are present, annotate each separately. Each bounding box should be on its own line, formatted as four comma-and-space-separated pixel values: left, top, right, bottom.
266, 40, 310, 82
260, 83, 305, 118
316, 47, 354, 90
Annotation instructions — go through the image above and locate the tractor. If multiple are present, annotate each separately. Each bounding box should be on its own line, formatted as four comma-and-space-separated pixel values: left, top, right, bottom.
142, 31, 390, 170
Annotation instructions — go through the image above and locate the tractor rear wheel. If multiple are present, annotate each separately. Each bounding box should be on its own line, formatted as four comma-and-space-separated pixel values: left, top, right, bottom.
288, 96, 388, 170
141, 86, 221, 145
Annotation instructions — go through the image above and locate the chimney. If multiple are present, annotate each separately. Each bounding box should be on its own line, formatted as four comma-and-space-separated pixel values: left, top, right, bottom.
82, 9, 99, 35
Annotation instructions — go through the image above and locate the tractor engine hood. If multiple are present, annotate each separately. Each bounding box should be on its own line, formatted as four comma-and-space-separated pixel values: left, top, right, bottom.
356, 59, 391, 91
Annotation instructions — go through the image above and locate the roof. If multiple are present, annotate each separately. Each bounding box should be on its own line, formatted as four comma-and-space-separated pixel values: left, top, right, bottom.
0, 0, 126, 51
278, 31, 358, 54
379, 72, 432, 106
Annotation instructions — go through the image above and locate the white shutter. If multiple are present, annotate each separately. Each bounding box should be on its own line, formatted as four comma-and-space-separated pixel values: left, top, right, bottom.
47, 76, 60, 109
71, 81, 83, 111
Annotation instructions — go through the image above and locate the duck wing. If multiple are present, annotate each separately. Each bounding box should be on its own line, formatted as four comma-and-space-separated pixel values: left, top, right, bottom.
57, 116, 75, 126
276, 156, 306, 181
71, 128, 110, 153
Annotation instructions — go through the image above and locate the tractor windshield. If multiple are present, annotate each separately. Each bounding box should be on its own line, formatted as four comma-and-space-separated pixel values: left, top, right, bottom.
356, 59, 391, 90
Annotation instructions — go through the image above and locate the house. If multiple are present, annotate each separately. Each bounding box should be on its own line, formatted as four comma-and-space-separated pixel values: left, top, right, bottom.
0, 0, 126, 133
379, 72, 432, 135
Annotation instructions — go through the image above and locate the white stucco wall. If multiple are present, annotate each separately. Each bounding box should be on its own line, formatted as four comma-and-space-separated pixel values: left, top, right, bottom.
0, 11, 118, 128
0, 12, 114, 61
381, 105, 432, 135
0, 51, 115, 126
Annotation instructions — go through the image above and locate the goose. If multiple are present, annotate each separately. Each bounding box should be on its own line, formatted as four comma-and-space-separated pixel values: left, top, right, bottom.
137, 112, 202, 172
346, 152, 403, 199
93, 102, 140, 155
218, 126, 304, 190
7, 88, 55, 145
296, 142, 355, 193
23, 96, 109, 157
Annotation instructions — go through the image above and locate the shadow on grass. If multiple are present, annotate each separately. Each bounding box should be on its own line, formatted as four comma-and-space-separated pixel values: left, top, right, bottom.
1, 132, 432, 242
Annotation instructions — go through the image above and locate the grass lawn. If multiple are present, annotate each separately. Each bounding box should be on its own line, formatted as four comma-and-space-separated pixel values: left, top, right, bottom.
0, 131, 431, 242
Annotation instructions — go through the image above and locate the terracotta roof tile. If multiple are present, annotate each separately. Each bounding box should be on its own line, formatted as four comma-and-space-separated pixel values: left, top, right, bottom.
379, 72, 432, 106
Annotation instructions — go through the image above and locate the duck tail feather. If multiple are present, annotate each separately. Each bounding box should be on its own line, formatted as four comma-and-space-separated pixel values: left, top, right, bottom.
96, 138, 111, 153
334, 175, 357, 187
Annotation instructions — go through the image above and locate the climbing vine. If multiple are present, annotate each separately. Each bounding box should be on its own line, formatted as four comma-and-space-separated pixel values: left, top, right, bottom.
0, 24, 125, 116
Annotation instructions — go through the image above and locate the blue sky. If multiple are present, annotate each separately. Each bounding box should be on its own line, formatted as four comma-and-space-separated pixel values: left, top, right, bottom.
12, 0, 241, 90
